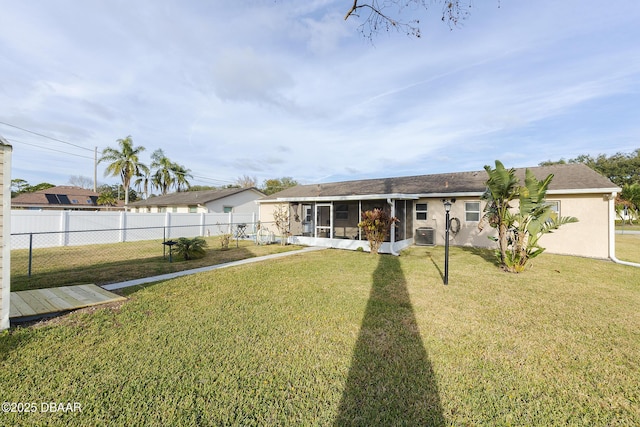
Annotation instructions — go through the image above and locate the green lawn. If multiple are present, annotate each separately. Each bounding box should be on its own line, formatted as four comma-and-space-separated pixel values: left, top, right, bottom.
617, 233, 640, 263
1, 245, 639, 426
10, 238, 302, 292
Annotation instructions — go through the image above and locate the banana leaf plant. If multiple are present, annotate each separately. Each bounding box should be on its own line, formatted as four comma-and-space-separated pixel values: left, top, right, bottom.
481, 161, 578, 273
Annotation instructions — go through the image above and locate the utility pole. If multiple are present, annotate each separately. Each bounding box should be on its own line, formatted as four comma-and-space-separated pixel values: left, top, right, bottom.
93, 146, 97, 192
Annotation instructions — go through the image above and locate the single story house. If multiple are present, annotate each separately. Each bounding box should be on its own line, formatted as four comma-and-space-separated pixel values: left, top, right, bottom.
129, 187, 265, 215
258, 164, 620, 259
1, 138, 12, 331
11, 186, 123, 211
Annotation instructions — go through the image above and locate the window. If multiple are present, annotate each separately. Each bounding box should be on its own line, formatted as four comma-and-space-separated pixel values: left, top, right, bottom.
546, 201, 560, 215
159, 206, 166, 213
336, 204, 349, 220
188, 205, 198, 213
465, 202, 481, 222
172, 207, 178, 213
546, 201, 560, 223
223, 206, 233, 214
415, 203, 428, 220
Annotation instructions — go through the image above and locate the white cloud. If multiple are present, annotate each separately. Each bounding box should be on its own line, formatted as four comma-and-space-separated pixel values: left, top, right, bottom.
211, 47, 295, 106
1, 0, 639, 188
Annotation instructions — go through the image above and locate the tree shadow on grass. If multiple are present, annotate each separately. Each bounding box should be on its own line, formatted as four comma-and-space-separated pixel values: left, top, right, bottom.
459, 246, 500, 267
335, 255, 445, 426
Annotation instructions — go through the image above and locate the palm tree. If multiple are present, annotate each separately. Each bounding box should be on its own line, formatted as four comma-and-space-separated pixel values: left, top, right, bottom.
99, 136, 149, 208
97, 190, 117, 209
150, 149, 192, 194
620, 183, 640, 224
150, 149, 174, 195
172, 163, 192, 192
134, 172, 151, 200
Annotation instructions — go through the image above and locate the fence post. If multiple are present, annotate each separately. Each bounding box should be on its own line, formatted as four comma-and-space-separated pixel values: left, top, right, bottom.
228, 212, 233, 235
200, 212, 205, 237
119, 211, 126, 243
60, 211, 69, 247
165, 212, 171, 240
28, 233, 33, 277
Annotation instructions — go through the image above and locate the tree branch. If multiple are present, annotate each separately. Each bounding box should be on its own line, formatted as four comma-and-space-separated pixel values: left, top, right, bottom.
344, 0, 474, 39
344, 0, 359, 20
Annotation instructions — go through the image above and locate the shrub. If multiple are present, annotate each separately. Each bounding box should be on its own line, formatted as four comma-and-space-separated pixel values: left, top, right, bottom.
358, 209, 399, 255
174, 237, 208, 260
272, 204, 290, 245
219, 234, 231, 250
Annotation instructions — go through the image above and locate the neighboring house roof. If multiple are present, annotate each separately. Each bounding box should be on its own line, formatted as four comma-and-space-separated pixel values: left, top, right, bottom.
129, 187, 265, 207
262, 164, 620, 202
11, 186, 115, 209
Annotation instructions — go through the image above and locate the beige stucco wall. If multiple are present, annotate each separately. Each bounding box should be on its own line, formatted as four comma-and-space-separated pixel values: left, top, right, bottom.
259, 202, 287, 236
1, 144, 12, 330
413, 197, 494, 247
261, 192, 613, 260
537, 194, 611, 258
415, 194, 612, 258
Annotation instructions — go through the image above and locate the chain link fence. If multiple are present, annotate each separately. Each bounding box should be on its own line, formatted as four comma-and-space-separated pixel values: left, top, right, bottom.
9, 211, 288, 290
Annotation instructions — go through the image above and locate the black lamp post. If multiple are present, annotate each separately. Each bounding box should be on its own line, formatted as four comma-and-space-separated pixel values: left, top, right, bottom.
443, 200, 452, 285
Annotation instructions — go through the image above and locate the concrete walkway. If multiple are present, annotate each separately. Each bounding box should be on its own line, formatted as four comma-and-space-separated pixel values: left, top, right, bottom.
616, 230, 640, 234
102, 246, 325, 291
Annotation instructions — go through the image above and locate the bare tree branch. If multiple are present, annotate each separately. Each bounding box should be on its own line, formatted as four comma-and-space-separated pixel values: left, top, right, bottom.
344, 0, 474, 39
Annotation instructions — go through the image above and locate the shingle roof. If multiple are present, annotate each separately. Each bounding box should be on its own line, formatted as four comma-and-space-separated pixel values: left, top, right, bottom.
262, 164, 619, 201
12, 186, 102, 208
129, 187, 264, 207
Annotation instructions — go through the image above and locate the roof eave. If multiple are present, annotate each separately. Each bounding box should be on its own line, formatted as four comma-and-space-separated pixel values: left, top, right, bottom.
259, 187, 621, 203
547, 187, 620, 195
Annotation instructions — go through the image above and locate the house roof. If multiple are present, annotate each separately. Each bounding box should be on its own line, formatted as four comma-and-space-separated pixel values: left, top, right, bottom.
12, 186, 106, 209
129, 187, 265, 207
261, 164, 620, 202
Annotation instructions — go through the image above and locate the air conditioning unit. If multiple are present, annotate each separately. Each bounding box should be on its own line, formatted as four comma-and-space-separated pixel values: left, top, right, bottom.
415, 227, 435, 246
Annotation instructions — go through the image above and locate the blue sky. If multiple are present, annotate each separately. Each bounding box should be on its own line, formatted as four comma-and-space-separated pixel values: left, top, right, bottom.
1, 0, 639, 190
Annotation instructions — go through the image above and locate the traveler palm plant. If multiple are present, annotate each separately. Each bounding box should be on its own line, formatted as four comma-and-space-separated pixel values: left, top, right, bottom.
481, 161, 578, 272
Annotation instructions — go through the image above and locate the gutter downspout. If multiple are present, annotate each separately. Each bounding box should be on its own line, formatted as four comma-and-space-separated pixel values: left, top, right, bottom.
387, 198, 399, 256
608, 192, 640, 268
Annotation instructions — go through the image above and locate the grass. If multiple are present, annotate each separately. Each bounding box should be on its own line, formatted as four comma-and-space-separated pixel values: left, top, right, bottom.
1, 244, 639, 425
10, 238, 302, 292
617, 233, 640, 263
616, 221, 640, 232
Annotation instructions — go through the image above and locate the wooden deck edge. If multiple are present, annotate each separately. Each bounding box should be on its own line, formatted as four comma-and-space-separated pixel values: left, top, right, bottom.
10, 284, 126, 321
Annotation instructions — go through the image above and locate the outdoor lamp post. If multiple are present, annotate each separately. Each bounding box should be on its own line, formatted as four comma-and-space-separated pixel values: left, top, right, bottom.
443, 199, 452, 285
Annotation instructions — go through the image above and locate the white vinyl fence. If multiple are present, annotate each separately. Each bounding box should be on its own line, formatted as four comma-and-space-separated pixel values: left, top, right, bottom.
11, 210, 258, 250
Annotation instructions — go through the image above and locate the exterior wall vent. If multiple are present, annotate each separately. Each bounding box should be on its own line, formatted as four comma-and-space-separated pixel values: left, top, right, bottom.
415, 227, 435, 246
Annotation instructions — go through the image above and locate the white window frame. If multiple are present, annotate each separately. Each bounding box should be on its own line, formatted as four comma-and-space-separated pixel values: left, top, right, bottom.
465, 201, 481, 222
546, 200, 560, 223
415, 203, 428, 220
